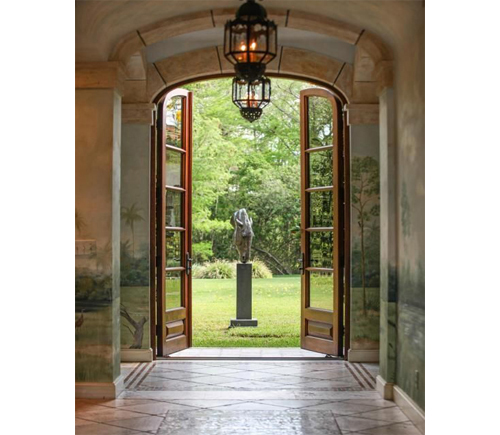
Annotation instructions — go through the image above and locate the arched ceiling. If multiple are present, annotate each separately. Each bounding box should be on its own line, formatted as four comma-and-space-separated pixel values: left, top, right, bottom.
76, 0, 424, 63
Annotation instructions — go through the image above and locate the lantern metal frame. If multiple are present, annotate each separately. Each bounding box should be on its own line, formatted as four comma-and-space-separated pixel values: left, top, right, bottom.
224, 0, 278, 82
232, 76, 271, 122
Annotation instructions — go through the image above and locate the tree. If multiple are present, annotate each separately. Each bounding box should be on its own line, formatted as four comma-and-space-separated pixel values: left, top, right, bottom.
351, 156, 380, 315
121, 203, 144, 258
184, 78, 314, 273
120, 304, 147, 349
75, 208, 87, 236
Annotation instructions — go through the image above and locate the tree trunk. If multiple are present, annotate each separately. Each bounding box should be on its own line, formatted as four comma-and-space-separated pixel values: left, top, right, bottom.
253, 246, 291, 275
359, 213, 367, 316
120, 305, 147, 349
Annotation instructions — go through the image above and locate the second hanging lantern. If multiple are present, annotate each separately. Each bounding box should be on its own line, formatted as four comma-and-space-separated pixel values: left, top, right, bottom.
232, 76, 271, 122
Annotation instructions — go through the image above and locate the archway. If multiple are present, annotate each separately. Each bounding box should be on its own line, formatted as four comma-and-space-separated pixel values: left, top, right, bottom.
150, 75, 349, 358
115, 8, 392, 364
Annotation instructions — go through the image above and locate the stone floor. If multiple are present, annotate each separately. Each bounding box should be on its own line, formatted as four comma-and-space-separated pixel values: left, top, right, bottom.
76, 359, 420, 435
169, 347, 327, 358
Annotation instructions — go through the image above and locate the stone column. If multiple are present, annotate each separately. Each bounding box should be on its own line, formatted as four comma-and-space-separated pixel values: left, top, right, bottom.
75, 62, 124, 398
230, 264, 258, 327
344, 104, 381, 363
120, 103, 155, 362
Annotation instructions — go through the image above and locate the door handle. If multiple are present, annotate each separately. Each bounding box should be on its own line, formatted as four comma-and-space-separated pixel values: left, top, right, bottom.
298, 252, 305, 275
186, 252, 193, 275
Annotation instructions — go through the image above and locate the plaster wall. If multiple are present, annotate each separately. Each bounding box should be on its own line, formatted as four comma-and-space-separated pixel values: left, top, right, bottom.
75, 89, 121, 383
393, 8, 425, 410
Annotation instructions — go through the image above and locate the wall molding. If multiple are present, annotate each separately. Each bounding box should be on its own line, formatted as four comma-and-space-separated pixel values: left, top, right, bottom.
376, 375, 425, 434
121, 348, 154, 362
344, 103, 379, 125
347, 349, 379, 363
122, 103, 155, 125
76, 62, 126, 95
376, 374, 394, 400
394, 385, 425, 434
75, 375, 124, 399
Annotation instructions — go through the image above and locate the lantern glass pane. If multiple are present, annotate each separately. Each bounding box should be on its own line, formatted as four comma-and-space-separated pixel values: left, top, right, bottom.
248, 23, 266, 62
232, 23, 248, 63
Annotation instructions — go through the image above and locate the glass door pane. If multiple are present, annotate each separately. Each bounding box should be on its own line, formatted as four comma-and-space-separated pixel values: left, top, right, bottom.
165, 96, 183, 148
307, 96, 333, 148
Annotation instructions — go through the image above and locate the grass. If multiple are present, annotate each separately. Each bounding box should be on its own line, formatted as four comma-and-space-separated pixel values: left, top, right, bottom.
193, 276, 302, 347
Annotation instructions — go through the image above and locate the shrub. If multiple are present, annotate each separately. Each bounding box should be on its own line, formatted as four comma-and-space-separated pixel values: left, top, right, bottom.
193, 260, 235, 279
193, 259, 273, 279
251, 259, 273, 279
192, 241, 213, 263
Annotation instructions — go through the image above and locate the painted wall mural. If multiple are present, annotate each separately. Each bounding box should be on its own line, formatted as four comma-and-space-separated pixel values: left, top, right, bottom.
349, 126, 381, 353
75, 89, 121, 384
120, 124, 151, 351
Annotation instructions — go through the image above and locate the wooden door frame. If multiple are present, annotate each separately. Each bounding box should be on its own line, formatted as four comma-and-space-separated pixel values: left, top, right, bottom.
150, 74, 350, 359
299, 88, 345, 356
152, 89, 193, 357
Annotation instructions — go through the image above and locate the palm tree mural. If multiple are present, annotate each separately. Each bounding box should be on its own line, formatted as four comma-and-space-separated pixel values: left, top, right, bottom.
121, 203, 144, 258
75, 209, 87, 236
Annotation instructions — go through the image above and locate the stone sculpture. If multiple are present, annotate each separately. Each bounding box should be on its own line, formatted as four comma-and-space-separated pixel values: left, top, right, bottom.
230, 208, 254, 263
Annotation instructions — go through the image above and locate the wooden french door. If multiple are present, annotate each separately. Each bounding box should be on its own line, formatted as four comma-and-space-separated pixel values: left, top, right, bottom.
156, 89, 193, 356
299, 88, 344, 356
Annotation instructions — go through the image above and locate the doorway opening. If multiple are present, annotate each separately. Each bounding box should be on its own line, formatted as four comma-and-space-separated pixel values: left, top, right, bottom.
153, 76, 349, 358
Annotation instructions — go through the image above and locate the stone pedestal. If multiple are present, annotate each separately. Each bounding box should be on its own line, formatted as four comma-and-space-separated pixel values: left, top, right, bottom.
230, 263, 258, 327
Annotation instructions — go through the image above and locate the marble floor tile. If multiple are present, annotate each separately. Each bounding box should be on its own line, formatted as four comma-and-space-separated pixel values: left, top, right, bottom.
119, 401, 188, 415
211, 401, 288, 410
345, 398, 397, 408
166, 399, 245, 408
156, 410, 340, 435
357, 421, 422, 435
76, 407, 146, 423
75, 359, 421, 435
335, 416, 394, 433
186, 375, 247, 385
252, 399, 334, 409
304, 401, 381, 415
353, 407, 410, 423
107, 415, 164, 432
75, 422, 145, 435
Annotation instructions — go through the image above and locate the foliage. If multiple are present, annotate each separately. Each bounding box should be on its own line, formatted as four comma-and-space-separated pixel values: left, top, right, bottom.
193, 260, 236, 279
184, 78, 316, 274
192, 259, 273, 279
121, 202, 145, 258
192, 241, 213, 263
250, 259, 273, 279
75, 272, 112, 302
120, 241, 149, 286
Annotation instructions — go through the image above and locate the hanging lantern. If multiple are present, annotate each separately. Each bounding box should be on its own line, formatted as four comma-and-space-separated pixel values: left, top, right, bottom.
232, 76, 271, 122
224, 0, 278, 82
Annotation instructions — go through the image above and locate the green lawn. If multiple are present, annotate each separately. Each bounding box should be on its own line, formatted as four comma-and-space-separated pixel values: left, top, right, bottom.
193, 276, 302, 347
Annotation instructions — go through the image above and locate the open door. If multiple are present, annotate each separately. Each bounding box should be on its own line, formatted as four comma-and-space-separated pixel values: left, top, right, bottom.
156, 89, 193, 356
299, 88, 344, 356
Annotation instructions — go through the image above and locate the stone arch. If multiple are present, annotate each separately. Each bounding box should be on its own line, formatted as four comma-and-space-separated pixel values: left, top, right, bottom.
111, 8, 393, 106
